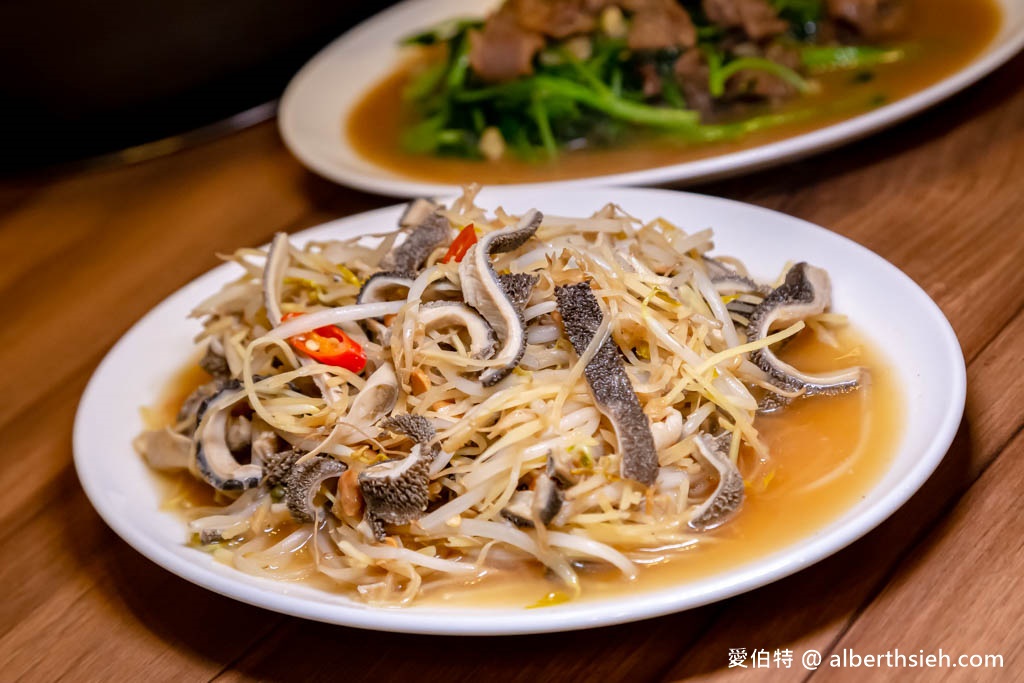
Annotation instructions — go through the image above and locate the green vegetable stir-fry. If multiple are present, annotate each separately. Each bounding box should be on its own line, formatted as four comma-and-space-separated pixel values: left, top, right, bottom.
398, 0, 910, 161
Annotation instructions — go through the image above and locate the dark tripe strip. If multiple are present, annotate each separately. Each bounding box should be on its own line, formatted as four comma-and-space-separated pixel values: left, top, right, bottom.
380, 211, 451, 273
262, 449, 302, 488
747, 262, 861, 397
356, 271, 416, 305
358, 414, 438, 540
554, 281, 659, 486
460, 210, 543, 386
420, 301, 496, 359
380, 414, 437, 445
500, 473, 563, 528
703, 256, 772, 296
192, 380, 263, 491
688, 432, 744, 532
497, 272, 539, 314
285, 455, 347, 523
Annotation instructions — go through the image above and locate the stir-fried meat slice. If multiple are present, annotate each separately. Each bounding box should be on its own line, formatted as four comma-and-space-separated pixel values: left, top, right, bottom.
765, 42, 801, 70
724, 42, 802, 100
637, 62, 663, 98
729, 69, 790, 99
702, 0, 787, 40
624, 0, 697, 50
826, 0, 908, 40
509, 0, 597, 39
728, 43, 802, 100
469, 12, 545, 82
674, 49, 713, 117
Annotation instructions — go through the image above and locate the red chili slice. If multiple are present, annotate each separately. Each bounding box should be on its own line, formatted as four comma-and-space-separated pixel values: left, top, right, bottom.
281, 312, 366, 373
441, 223, 478, 264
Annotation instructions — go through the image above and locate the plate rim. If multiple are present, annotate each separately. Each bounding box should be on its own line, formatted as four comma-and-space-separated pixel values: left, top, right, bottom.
278, 0, 1024, 198
73, 187, 966, 635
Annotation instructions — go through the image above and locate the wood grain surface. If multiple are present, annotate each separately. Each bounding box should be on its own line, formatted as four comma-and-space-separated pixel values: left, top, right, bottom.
2, 50, 1022, 683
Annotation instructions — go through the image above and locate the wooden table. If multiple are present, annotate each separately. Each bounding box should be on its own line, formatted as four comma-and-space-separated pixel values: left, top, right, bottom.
3, 51, 1022, 682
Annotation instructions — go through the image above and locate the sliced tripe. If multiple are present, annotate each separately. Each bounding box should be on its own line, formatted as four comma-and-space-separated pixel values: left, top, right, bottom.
703, 256, 771, 296
338, 361, 400, 445
500, 473, 563, 528
380, 205, 450, 273
263, 449, 302, 487
285, 455, 347, 523
356, 271, 416, 305
459, 209, 543, 386
249, 415, 281, 467
133, 428, 191, 472
398, 197, 437, 228
192, 381, 262, 491
554, 281, 659, 486
747, 262, 862, 396
688, 432, 745, 532
419, 302, 497, 359
358, 415, 438, 540
497, 272, 539, 314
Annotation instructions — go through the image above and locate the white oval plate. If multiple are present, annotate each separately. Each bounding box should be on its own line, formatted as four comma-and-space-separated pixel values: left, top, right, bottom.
279, 0, 1024, 198
74, 187, 965, 635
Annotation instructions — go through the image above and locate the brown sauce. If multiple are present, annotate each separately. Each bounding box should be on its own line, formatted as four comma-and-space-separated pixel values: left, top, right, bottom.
346, 0, 1002, 185
144, 357, 223, 511
141, 353, 209, 431
150, 326, 902, 607
420, 326, 901, 607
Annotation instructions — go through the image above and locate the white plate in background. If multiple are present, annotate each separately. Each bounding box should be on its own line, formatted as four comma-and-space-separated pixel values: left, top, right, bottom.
279, 0, 1024, 197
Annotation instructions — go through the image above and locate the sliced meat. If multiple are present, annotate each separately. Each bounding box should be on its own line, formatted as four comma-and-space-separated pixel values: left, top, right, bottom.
509, 0, 597, 39
356, 271, 416, 305
469, 12, 545, 83
702, 0, 788, 40
398, 198, 437, 229
337, 361, 400, 445
191, 381, 262, 491
625, 0, 697, 50
728, 43, 802, 101
249, 416, 280, 466
637, 62, 662, 98
674, 49, 713, 117
263, 449, 303, 487
826, 0, 908, 40
419, 302, 497, 359
175, 381, 221, 433
729, 69, 793, 100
